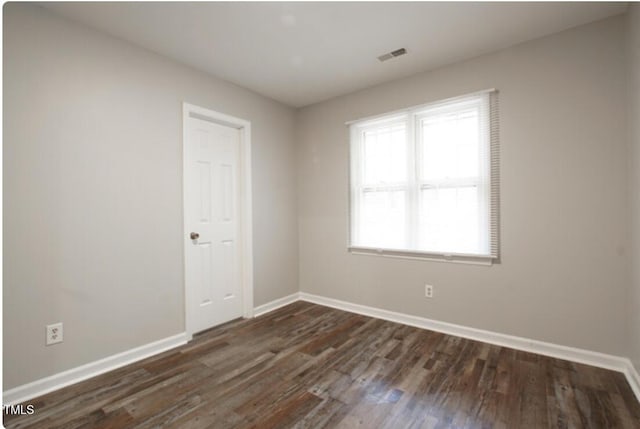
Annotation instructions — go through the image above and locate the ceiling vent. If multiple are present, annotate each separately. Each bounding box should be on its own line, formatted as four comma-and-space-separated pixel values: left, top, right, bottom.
377, 48, 407, 62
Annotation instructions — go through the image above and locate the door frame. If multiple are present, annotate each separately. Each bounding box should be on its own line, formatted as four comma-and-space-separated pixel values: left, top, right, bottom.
182, 102, 254, 340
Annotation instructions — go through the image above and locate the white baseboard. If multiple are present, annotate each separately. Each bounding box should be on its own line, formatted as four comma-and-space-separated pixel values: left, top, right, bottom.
624, 361, 640, 402
3, 333, 188, 405
253, 292, 301, 317
299, 292, 640, 402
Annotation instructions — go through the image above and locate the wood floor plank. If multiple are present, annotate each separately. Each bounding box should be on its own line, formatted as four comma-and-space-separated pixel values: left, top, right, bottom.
4, 301, 640, 428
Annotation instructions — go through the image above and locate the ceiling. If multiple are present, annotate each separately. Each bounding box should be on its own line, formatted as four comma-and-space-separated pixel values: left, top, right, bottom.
41, 2, 628, 108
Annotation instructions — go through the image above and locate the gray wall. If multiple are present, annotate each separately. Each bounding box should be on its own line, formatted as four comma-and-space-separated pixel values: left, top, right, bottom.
3, 4, 298, 389
296, 16, 629, 357
628, 4, 640, 373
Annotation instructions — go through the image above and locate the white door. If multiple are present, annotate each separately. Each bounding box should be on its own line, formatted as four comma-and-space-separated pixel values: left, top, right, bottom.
185, 116, 243, 334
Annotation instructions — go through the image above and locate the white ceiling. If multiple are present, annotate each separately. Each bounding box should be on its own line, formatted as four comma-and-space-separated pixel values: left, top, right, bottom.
41, 2, 628, 108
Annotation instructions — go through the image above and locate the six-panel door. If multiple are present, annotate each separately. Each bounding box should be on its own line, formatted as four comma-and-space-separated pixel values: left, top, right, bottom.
185, 117, 242, 334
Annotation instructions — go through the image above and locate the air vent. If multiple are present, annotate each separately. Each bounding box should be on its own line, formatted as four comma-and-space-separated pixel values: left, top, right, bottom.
377, 48, 407, 62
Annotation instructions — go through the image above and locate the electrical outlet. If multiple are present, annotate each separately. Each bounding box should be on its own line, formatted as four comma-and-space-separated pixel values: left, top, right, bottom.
46, 323, 63, 346
425, 284, 434, 298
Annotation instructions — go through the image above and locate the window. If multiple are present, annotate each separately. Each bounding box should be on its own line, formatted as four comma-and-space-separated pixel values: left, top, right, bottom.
349, 90, 499, 264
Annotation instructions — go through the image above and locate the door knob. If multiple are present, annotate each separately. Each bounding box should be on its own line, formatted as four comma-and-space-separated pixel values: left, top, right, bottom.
190, 232, 200, 240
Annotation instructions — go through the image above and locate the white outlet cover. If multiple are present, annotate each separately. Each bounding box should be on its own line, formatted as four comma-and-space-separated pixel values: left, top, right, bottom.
425, 285, 434, 297
46, 322, 63, 346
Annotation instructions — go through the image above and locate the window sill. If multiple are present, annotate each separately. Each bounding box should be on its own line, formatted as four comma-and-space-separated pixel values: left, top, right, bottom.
348, 246, 496, 266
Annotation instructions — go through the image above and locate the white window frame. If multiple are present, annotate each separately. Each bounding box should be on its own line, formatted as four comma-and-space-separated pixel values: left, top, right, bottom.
348, 89, 499, 265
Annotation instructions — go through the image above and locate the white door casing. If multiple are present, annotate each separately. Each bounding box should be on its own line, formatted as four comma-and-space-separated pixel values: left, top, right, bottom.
183, 104, 253, 338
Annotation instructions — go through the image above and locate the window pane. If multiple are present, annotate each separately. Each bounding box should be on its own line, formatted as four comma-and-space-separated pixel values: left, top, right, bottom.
419, 186, 480, 254
421, 108, 479, 180
362, 123, 406, 185
358, 190, 406, 249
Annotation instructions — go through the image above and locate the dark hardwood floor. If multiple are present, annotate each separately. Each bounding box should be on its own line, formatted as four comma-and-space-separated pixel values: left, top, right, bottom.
4, 301, 640, 428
